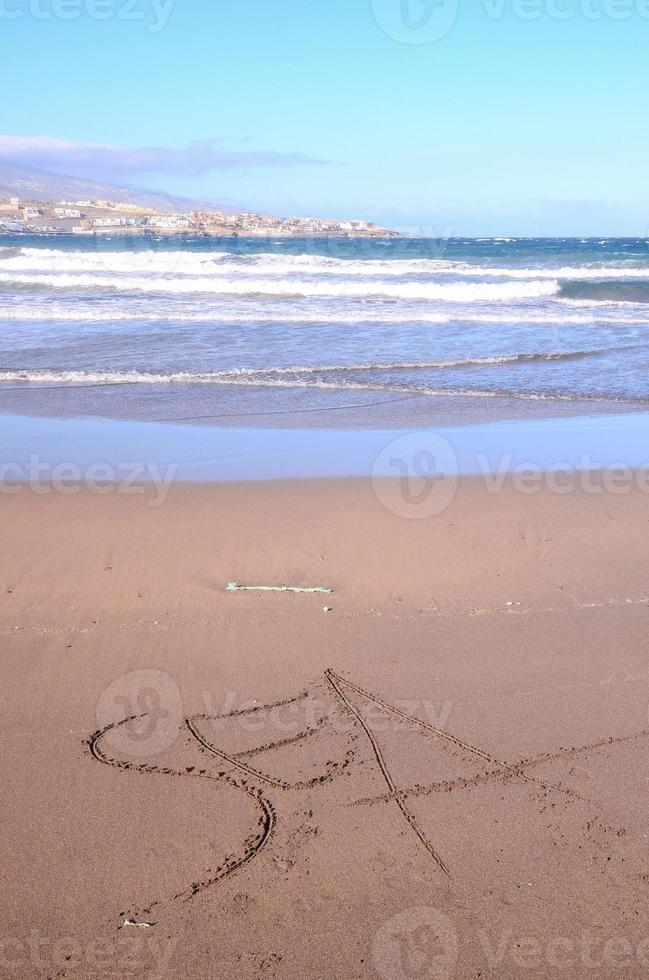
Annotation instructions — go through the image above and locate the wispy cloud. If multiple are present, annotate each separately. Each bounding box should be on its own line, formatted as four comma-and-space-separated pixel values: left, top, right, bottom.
0, 135, 323, 178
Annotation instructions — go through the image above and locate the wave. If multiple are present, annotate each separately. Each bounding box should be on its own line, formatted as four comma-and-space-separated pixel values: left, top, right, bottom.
2, 243, 647, 412
2, 304, 648, 326
4, 248, 649, 282
0, 367, 644, 405
0, 349, 626, 386
0, 271, 560, 302
197, 349, 629, 373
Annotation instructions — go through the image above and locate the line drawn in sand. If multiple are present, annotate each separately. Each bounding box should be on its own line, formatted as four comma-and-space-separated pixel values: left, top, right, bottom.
88, 668, 648, 918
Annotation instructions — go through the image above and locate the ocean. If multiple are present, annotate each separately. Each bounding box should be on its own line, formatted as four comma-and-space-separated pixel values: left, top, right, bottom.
2, 234, 649, 427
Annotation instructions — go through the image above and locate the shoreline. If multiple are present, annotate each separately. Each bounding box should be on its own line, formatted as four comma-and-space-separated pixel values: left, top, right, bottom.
6, 223, 649, 973
0, 382, 645, 429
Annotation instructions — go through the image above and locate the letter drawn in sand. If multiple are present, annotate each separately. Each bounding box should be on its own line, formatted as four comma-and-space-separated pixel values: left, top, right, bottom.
88, 670, 649, 921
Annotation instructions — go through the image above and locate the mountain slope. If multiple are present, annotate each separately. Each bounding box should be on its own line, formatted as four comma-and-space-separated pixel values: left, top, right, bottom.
0, 161, 224, 212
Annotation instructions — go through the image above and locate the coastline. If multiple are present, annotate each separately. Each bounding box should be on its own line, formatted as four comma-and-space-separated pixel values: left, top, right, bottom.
4, 235, 649, 420
0, 381, 647, 429
5, 0, 649, 970
4, 229, 649, 975
4, 476, 649, 978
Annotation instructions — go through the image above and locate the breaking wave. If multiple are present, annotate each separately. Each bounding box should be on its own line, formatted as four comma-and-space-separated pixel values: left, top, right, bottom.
0, 348, 630, 386
0, 271, 561, 302
1, 306, 648, 325
0, 367, 645, 405
3, 247, 649, 282
2, 237, 649, 412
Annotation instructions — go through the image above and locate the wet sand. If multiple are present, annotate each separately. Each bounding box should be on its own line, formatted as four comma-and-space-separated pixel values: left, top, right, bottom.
3, 410, 649, 484
0, 380, 642, 429
2, 477, 649, 978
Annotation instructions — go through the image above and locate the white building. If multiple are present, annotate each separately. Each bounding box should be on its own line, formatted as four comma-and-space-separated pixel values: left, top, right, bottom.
148, 215, 190, 230
91, 217, 128, 228
54, 208, 82, 219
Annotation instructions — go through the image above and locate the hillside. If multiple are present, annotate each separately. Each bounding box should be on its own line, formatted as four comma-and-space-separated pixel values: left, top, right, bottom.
0, 162, 219, 213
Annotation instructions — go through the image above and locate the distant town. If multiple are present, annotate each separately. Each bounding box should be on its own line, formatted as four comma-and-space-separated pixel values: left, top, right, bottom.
0, 196, 396, 238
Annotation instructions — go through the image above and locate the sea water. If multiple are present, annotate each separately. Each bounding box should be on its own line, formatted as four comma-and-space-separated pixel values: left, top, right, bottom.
2, 235, 649, 425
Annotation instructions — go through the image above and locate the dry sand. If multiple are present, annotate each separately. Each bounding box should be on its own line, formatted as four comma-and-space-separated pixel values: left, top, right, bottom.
2, 477, 649, 979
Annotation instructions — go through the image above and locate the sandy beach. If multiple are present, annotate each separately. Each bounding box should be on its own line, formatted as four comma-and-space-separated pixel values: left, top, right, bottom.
3, 475, 649, 978
5, 0, 649, 975
5, 0, 649, 968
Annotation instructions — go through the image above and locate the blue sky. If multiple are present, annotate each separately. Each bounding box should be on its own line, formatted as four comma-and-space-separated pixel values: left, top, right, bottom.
1, 0, 648, 234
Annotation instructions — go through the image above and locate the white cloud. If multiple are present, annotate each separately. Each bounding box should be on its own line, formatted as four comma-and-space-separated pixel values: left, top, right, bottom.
0, 135, 322, 177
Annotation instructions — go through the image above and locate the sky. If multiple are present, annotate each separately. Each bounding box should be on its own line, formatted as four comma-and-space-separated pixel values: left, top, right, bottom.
1, 0, 648, 235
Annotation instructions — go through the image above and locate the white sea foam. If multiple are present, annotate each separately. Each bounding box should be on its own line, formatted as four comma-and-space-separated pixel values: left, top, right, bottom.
0, 271, 560, 302
3, 248, 649, 281
1, 305, 646, 325
0, 350, 618, 384
1, 243, 646, 409
0, 367, 640, 404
